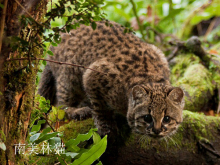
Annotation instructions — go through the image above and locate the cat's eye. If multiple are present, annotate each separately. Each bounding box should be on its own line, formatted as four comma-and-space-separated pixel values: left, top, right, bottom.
163, 116, 171, 123
144, 114, 153, 123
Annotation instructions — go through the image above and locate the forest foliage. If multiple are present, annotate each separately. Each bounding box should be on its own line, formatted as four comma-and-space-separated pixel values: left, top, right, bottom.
1, 0, 220, 164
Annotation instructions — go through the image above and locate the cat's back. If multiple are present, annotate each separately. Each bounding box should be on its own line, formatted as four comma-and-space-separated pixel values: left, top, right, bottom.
48, 21, 169, 82
49, 21, 144, 63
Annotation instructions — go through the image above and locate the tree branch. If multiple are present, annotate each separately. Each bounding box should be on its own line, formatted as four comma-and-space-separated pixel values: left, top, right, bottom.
204, 17, 217, 40
130, 0, 146, 41
179, 0, 213, 38
167, 36, 210, 68
6, 58, 107, 75
14, 0, 36, 22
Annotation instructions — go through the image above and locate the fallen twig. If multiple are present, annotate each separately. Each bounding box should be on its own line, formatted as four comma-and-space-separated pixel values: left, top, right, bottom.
198, 140, 220, 158
167, 36, 210, 68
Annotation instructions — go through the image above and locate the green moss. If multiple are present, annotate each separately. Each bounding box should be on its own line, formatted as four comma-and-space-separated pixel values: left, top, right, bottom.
209, 56, 220, 87
182, 110, 218, 140
135, 124, 185, 152
171, 54, 200, 83
58, 119, 95, 143
22, 110, 220, 163
132, 110, 220, 152
26, 155, 57, 165
171, 54, 215, 112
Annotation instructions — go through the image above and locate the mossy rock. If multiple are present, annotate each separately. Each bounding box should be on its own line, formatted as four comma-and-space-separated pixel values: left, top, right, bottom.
27, 111, 220, 165
209, 55, 220, 86
58, 118, 95, 143
56, 111, 220, 165
58, 111, 220, 151
171, 54, 215, 112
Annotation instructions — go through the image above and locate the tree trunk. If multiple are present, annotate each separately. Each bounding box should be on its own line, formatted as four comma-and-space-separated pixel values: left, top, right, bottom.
61, 110, 220, 165
0, 0, 46, 164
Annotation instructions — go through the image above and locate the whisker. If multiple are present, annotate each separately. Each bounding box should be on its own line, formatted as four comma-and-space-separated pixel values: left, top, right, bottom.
138, 134, 151, 145
163, 136, 169, 151
139, 135, 145, 143
167, 135, 180, 149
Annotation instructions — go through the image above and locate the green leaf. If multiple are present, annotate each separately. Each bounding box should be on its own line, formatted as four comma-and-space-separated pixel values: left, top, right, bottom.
34, 132, 59, 144
64, 152, 79, 158
47, 50, 54, 56
58, 109, 65, 120
54, 34, 61, 44
48, 137, 61, 149
57, 154, 66, 165
42, 127, 52, 135
91, 22, 97, 30
66, 128, 97, 151
52, 106, 58, 115
67, 6, 72, 12
160, 8, 184, 23
0, 142, 6, 151
68, 144, 81, 152
96, 161, 103, 165
51, 42, 58, 47
66, 24, 74, 32
123, 28, 128, 33
48, 138, 55, 149
51, 137, 61, 144
38, 120, 46, 125
31, 120, 46, 132
190, 12, 212, 25
42, 60, 47, 65
31, 125, 41, 132
30, 133, 41, 143
71, 135, 107, 165
93, 132, 101, 144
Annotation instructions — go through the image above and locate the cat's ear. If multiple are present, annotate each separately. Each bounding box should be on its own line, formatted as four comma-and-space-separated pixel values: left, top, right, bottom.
131, 85, 148, 107
167, 87, 184, 104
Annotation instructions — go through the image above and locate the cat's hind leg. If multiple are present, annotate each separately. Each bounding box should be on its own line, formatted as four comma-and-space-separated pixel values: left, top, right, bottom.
56, 66, 92, 120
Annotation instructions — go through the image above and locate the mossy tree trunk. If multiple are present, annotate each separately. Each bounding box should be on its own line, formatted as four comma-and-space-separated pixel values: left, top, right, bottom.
108, 111, 220, 165
60, 111, 220, 165
0, 0, 46, 164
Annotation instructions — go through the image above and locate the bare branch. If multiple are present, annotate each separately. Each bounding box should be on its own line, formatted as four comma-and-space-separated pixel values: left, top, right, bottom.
43, 113, 56, 133
14, 0, 41, 25
167, 36, 210, 68
204, 17, 217, 40
6, 57, 107, 75
130, 0, 146, 41
180, 0, 213, 38
146, 27, 163, 43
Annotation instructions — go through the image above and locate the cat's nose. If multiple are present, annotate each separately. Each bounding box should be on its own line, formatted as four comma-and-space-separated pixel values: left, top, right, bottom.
152, 128, 162, 134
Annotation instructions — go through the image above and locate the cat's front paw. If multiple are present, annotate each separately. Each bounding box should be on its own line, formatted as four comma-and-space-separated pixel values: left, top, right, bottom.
97, 123, 119, 143
65, 106, 92, 120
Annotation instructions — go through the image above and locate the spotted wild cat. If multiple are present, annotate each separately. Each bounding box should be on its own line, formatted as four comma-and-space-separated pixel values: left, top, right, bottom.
38, 21, 184, 138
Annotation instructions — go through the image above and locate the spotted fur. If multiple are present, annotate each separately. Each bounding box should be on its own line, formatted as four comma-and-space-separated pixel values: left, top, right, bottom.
38, 21, 184, 138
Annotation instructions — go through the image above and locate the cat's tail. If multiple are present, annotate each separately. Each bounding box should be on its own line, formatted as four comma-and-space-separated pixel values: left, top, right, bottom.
38, 65, 57, 105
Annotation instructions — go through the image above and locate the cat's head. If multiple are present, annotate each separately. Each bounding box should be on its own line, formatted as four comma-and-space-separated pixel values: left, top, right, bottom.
127, 84, 184, 138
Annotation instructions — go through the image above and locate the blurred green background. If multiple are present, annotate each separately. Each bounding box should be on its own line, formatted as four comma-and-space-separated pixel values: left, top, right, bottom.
46, 0, 220, 55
